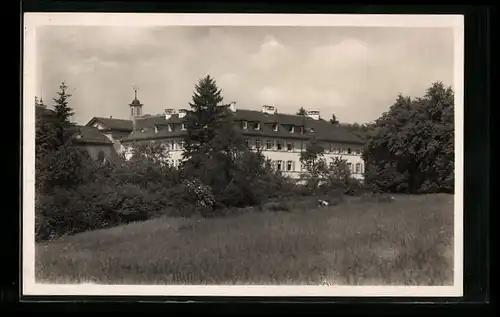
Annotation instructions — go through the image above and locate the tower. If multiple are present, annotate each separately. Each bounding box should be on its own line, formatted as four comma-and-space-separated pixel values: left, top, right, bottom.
129, 87, 143, 132
129, 87, 143, 120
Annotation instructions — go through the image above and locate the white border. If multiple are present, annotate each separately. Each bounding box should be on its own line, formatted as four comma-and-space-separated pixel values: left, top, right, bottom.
22, 13, 464, 297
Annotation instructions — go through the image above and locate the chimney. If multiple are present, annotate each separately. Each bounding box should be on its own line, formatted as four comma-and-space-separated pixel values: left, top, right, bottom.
165, 108, 175, 120
306, 110, 320, 120
229, 101, 237, 112
178, 109, 188, 119
261, 105, 277, 115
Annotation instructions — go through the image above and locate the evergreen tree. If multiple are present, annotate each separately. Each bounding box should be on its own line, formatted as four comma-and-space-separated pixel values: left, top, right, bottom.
182, 75, 230, 161
296, 107, 307, 116
52, 81, 75, 147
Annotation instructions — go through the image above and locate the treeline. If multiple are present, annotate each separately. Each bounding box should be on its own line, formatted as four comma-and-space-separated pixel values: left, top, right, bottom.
362, 82, 455, 194
35, 76, 362, 241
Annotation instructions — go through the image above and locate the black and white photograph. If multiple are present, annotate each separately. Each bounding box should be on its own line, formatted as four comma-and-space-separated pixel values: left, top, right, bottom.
23, 13, 464, 297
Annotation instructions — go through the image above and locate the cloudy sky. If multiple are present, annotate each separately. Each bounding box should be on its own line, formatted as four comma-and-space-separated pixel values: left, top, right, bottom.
36, 26, 454, 125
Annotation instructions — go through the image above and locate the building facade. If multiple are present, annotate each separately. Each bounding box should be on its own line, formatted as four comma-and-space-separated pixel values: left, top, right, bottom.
36, 105, 119, 163
85, 96, 366, 180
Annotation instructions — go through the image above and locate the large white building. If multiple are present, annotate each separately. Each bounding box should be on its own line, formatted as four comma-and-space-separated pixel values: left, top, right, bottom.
85, 94, 366, 180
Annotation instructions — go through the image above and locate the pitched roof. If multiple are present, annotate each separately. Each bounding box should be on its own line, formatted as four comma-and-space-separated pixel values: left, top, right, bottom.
119, 109, 364, 145
87, 117, 134, 131
72, 125, 113, 145
35, 105, 57, 118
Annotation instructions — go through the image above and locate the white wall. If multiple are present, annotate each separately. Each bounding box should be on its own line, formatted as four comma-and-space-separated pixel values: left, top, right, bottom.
123, 136, 365, 179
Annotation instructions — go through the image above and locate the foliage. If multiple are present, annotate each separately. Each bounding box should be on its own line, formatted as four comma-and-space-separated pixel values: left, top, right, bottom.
182, 74, 230, 160
35, 182, 168, 241
180, 75, 280, 209
329, 113, 339, 125
296, 107, 307, 116
363, 81, 454, 194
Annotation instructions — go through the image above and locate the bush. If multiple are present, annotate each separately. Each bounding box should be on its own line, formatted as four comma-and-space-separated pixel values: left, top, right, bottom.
35, 182, 170, 241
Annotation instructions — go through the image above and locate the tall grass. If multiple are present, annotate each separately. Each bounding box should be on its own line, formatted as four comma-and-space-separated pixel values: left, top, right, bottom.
35, 194, 454, 286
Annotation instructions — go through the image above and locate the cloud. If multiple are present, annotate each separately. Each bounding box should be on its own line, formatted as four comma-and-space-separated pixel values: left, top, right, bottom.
36, 26, 454, 125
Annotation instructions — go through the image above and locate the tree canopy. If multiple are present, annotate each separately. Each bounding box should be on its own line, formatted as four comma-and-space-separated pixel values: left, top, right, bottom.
362, 81, 454, 194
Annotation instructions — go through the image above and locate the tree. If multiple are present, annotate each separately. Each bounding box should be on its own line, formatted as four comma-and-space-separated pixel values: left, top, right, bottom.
299, 139, 325, 173
362, 81, 454, 194
296, 107, 307, 116
180, 75, 279, 209
329, 113, 339, 125
52, 82, 76, 148
182, 75, 230, 161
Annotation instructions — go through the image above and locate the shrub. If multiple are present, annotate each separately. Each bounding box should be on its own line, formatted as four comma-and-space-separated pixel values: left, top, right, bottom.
35, 182, 170, 241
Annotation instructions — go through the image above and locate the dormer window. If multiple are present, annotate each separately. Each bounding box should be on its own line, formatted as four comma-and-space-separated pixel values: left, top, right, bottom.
168, 124, 173, 132
140, 128, 145, 133
243, 121, 248, 129
309, 128, 315, 133
254, 122, 261, 130
154, 126, 159, 133
289, 125, 294, 133
300, 126, 304, 134
181, 123, 186, 131
272, 123, 279, 132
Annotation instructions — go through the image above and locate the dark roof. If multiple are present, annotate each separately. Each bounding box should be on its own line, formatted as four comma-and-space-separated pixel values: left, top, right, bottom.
130, 98, 143, 106
72, 126, 113, 145
87, 117, 134, 132
35, 105, 57, 118
119, 109, 364, 145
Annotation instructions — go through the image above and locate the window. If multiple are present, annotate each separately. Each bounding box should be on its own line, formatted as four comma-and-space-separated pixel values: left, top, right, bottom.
355, 163, 361, 174
255, 139, 261, 149
154, 126, 159, 133
180, 140, 185, 150
276, 141, 283, 151
254, 122, 261, 130
309, 128, 315, 133
347, 148, 352, 154
286, 160, 293, 171
289, 125, 295, 133
130, 108, 134, 116
347, 162, 353, 174
243, 121, 248, 129
273, 123, 279, 132
171, 140, 176, 151
300, 126, 304, 134
287, 142, 294, 152
244, 138, 250, 147
276, 160, 282, 171
181, 123, 186, 131
266, 140, 273, 150
168, 124, 173, 132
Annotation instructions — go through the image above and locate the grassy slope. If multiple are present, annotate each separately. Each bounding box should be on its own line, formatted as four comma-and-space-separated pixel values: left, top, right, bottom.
35, 194, 454, 285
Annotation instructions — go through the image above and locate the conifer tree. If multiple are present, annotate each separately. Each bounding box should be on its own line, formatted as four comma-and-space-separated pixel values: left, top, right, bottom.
52, 81, 75, 147
182, 74, 231, 160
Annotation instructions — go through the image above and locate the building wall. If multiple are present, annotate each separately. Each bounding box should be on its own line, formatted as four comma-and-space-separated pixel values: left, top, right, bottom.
122, 136, 365, 179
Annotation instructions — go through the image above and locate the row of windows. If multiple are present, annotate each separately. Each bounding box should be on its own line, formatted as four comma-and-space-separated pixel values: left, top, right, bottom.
271, 160, 364, 173
241, 121, 312, 134
243, 138, 362, 155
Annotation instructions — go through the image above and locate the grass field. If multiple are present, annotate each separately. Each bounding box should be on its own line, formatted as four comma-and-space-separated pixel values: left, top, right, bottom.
35, 194, 454, 286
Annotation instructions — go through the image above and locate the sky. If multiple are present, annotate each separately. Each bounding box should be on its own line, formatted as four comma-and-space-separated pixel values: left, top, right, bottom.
36, 26, 455, 125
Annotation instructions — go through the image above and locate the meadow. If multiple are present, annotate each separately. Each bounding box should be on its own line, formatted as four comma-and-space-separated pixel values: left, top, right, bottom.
35, 194, 454, 286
